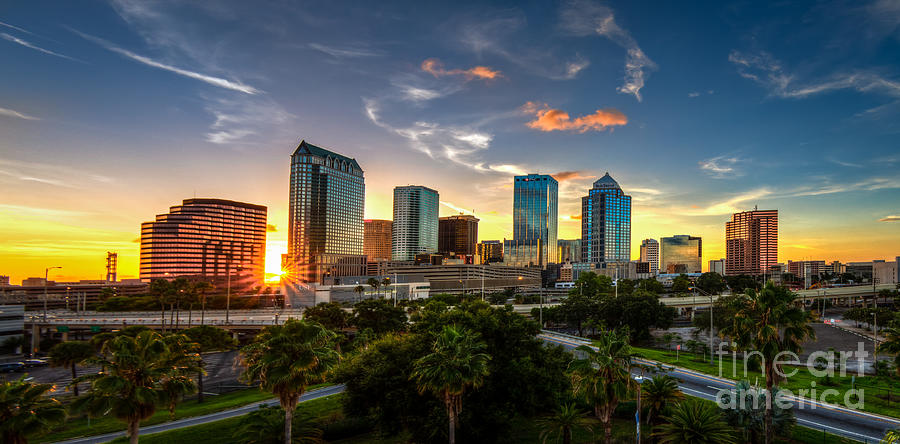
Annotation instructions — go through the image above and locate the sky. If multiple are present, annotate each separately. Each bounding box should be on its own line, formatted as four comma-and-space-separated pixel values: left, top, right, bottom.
1, 0, 899, 284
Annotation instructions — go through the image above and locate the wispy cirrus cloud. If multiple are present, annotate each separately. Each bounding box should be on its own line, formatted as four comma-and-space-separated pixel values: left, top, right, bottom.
522, 102, 627, 132
71, 29, 260, 95
698, 156, 743, 179
203, 95, 292, 144
308, 43, 380, 58
783, 177, 900, 197
1, 32, 79, 61
552, 171, 588, 182
364, 98, 526, 175
559, 0, 656, 101
879, 215, 900, 222
0, 158, 114, 189
678, 188, 771, 216
0, 106, 39, 121
421, 58, 502, 80
0, 20, 33, 35
729, 50, 900, 99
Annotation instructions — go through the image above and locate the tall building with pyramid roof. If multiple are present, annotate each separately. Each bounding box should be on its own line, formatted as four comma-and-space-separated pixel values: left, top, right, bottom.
581, 172, 631, 265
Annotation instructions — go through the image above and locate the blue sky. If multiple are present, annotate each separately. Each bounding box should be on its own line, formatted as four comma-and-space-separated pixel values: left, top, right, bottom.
1, 0, 898, 282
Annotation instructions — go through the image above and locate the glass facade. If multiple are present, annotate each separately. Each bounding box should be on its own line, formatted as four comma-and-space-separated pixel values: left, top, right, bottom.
363, 219, 392, 262
581, 173, 631, 265
725, 210, 778, 276
557, 239, 582, 263
505, 174, 558, 268
439, 214, 479, 255
392, 186, 439, 261
659, 235, 702, 273
139, 199, 267, 288
288, 140, 366, 283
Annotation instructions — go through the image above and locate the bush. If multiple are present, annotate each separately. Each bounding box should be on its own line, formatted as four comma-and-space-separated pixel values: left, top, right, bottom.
321, 416, 375, 440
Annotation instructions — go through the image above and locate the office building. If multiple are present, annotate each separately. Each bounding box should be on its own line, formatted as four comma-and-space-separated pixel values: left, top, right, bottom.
392, 185, 439, 261
787, 260, 826, 283
582, 173, 632, 265
825, 261, 845, 275
725, 209, 778, 276
558, 239, 582, 263
140, 198, 266, 287
288, 140, 366, 283
0, 276, 9, 286
364, 219, 393, 262
477, 240, 503, 264
660, 235, 702, 274
640, 239, 659, 275
439, 214, 479, 255
504, 174, 558, 268
874, 260, 898, 284
709, 259, 725, 275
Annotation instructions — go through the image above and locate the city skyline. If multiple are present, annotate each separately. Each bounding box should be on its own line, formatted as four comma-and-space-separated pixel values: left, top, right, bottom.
2, 0, 900, 283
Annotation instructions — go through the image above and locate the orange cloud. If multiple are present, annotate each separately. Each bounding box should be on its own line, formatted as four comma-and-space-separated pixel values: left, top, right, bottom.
553, 171, 586, 182
522, 102, 627, 133
421, 58, 502, 80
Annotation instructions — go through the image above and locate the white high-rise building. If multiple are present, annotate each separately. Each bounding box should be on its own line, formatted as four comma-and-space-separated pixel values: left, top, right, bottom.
392, 185, 439, 261
640, 238, 659, 275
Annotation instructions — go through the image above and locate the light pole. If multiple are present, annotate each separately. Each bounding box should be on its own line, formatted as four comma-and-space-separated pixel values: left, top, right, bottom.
43, 266, 62, 321
634, 374, 644, 443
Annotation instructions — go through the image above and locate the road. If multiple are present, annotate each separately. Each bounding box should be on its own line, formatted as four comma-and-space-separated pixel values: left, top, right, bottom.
539, 332, 900, 443
54, 384, 346, 444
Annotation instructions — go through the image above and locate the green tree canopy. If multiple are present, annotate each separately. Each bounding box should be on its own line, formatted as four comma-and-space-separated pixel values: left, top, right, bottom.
303, 302, 349, 332
696, 272, 727, 294
0, 378, 66, 444
571, 272, 613, 298
351, 299, 407, 335
48, 341, 94, 397
671, 274, 692, 293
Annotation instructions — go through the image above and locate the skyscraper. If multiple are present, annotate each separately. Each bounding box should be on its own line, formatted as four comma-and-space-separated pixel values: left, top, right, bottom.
558, 239, 582, 263
364, 219, 392, 262
660, 235, 702, 273
639, 239, 659, 275
581, 173, 631, 265
439, 214, 479, 255
140, 198, 267, 288
392, 185, 439, 261
288, 140, 366, 283
725, 209, 778, 276
505, 174, 558, 268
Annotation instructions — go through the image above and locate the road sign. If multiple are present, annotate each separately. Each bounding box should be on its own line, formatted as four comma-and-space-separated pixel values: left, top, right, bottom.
90, 326, 102, 333
56, 326, 69, 333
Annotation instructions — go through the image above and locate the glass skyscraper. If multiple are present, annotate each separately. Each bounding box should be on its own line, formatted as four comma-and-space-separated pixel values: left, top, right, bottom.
392, 185, 439, 261
660, 235, 702, 273
288, 140, 366, 283
581, 172, 631, 265
505, 174, 558, 268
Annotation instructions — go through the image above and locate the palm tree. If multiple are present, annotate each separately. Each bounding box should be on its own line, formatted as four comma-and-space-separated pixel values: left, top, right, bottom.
48, 341, 94, 396
568, 329, 637, 444
411, 325, 491, 444
882, 429, 900, 444
72, 330, 191, 444
720, 282, 815, 444
239, 319, 340, 444
538, 402, 594, 444
367, 278, 380, 299
232, 406, 324, 444
641, 375, 684, 426
719, 380, 795, 443
149, 279, 173, 332
382, 278, 392, 301
158, 334, 202, 419
653, 399, 733, 444
0, 378, 66, 444
354, 285, 365, 302
194, 281, 214, 325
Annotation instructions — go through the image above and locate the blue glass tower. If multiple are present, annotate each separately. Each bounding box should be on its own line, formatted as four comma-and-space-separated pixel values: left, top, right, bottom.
505, 174, 558, 268
581, 172, 631, 265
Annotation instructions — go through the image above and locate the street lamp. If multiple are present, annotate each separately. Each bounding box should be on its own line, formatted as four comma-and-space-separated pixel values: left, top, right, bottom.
634, 374, 645, 443
43, 266, 62, 321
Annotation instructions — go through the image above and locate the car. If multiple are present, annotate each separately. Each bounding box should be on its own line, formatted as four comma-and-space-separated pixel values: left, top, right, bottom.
23, 359, 49, 368
0, 362, 25, 373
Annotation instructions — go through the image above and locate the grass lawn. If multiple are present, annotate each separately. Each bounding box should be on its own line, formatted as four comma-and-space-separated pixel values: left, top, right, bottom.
34, 383, 329, 443
634, 345, 900, 419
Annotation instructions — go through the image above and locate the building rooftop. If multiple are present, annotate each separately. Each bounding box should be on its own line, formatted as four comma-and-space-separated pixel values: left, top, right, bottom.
291, 140, 362, 171
592, 172, 621, 189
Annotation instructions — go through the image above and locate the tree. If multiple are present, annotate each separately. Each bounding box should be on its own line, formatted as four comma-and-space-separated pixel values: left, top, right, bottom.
240, 320, 339, 444
719, 380, 795, 443
672, 274, 691, 293
353, 285, 365, 302
0, 378, 66, 444
351, 298, 407, 335
183, 325, 237, 403
411, 326, 491, 444
232, 405, 323, 444
568, 329, 638, 443
538, 402, 593, 444
559, 293, 598, 337
367, 277, 380, 298
653, 399, 734, 444
149, 279, 174, 332
596, 290, 675, 339
641, 375, 684, 426
877, 316, 900, 376
72, 331, 190, 444
726, 274, 759, 293
636, 278, 665, 294
303, 302, 349, 332
158, 334, 202, 419
48, 341, 94, 396
192, 281, 214, 326
720, 282, 815, 444
697, 272, 727, 295
571, 272, 613, 297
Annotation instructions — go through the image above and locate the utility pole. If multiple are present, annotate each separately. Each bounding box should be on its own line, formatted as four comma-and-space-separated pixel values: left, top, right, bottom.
43, 266, 61, 321
226, 254, 232, 325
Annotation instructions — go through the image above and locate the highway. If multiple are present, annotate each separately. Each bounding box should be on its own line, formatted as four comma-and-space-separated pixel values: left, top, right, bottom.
54, 384, 346, 444
538, 331, 900, 443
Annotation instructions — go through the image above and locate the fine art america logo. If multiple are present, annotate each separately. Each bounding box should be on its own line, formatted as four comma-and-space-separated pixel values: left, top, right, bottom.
714, 342, 869, 410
